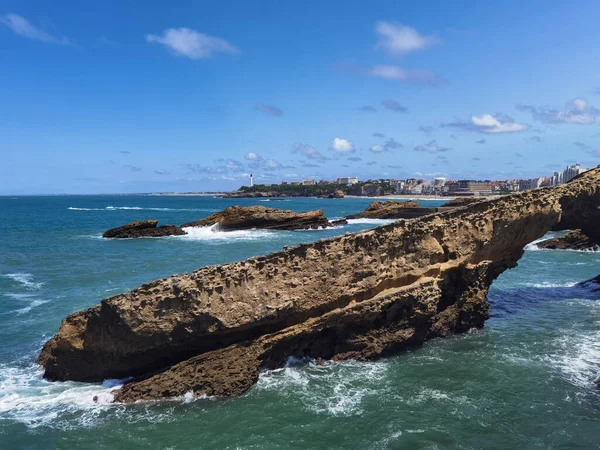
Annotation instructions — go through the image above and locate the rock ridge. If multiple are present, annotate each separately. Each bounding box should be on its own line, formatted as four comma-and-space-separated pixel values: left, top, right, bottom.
38, 166, 600, 401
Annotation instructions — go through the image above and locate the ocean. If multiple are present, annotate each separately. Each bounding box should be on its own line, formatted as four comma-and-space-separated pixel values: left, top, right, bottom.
0, 195, 599, 449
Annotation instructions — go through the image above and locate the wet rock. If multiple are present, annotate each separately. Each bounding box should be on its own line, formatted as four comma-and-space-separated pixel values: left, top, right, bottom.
102, 220, 186, 238
536, 230, 598, 251
181, 205, 333, 231
331, 219, 348, 226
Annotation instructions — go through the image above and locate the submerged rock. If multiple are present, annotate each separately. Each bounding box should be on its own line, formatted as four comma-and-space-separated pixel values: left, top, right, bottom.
346, 200, 421, 219
536, 230, 598, 251
37, 166, 600, 401
578, 274, 600, 291
102, 220, 186, 238
181, 205, 332, 231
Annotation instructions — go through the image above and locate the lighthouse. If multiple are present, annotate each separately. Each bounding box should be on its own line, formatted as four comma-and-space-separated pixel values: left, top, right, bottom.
250, 174, 253, 187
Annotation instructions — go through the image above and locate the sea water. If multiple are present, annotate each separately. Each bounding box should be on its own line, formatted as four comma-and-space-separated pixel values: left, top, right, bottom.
0, 195, 599, 449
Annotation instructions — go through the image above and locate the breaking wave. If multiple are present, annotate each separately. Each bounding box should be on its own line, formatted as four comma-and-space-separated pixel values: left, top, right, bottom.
180, 225, 274, 242
2, 273, 44, 290
255, 359, 389, 417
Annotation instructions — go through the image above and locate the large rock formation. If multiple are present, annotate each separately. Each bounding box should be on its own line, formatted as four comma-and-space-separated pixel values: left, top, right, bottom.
103, 220, 186, 238
181, 205, 332, 230
38, 166, 600, 402
536, 230, 598, 251
346, 200, 422, 219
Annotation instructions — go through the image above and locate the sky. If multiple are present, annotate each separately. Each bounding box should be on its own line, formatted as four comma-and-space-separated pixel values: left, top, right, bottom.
1, 0, 599, 194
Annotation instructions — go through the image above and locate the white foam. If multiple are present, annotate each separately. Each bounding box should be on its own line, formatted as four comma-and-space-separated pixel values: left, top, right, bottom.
2, 273, 44, 290
0, 363, 124, 429
255, 359, 388, 417
548, 330, 600, 391
346, 218, 395, 226
524, 281, 578, 288
181, 225, 274, 242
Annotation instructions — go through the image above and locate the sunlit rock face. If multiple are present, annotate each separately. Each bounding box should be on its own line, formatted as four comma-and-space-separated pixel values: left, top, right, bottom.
37, 167, 600, 402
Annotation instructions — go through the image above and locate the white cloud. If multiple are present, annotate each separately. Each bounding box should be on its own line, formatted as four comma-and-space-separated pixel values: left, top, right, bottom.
245, 152, 262, 161
370, 144, 384, 153
374, 22, 437, 56
0, 13, 69, 44
329, 137, 355, 153
517, 98, 599, 125
366, 65, 443, 85
146, 27, 239, 59
444, 113, 528, 134
264, 159, 282, 170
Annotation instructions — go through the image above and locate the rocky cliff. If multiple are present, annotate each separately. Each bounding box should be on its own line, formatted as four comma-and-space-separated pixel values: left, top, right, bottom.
38, 166, 600, 401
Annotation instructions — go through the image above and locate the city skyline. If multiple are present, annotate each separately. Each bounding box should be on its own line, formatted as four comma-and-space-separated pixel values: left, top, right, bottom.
1, 1, 600, 194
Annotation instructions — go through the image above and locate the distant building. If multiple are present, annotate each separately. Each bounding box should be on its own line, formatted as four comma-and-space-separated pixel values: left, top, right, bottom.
302, 179, 315, 185
448, 180, 493, 196
281, 181, 288, 185
290, 181, 301, 185
552, 164, 586, 186
318, 180, 331, 185
518, 177, 543, 191
336, 177, 359, 185
391, 180, 405, 194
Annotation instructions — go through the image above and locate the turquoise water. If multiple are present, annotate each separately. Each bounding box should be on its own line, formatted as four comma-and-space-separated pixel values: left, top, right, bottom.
1, 195, 599, 449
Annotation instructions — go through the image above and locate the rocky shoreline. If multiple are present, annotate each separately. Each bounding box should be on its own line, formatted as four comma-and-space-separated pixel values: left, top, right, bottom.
39, 166, 600, 401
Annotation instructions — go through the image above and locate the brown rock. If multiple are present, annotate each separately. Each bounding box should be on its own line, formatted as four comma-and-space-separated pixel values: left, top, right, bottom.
102, 220, 186, 238
37, 166, 600, 401
328, 190, 345, 199
444, 197, 484, 207
536, 230, 598, 251
346, 200, 421, 219
181, 205, 332, 230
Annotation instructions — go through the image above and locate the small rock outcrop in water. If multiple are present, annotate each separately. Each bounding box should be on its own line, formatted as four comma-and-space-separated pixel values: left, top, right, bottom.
536, 230, 598, 251
102, 220, 186, 238
38, 166, 600, 401
578, 274, 600, 291
346, 200, 421, 219
328, 190, 345, 199
181, 205, 332, 231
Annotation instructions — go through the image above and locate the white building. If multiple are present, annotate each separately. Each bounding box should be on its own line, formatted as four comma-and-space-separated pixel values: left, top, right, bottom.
337, 177, 359, 185
552, 164, 586, 186
519, 177, 543, 191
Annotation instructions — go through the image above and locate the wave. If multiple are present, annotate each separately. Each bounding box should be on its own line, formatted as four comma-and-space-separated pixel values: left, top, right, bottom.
2, 273, 44, 290
546, 330, 600, 391
0, 363, 126, 429
180, 225, 274, 242
255, 359, 389, 417
68, 206, 218, 212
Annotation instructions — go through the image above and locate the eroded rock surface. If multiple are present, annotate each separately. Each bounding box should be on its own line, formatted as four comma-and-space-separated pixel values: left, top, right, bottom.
103, 220, 186, 238
181, 205, 332, 230
38, 166, 600, 401
537, 230, 598, 251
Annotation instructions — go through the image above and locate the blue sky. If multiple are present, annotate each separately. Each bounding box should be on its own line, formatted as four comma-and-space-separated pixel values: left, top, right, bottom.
1, 0, 599, 194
